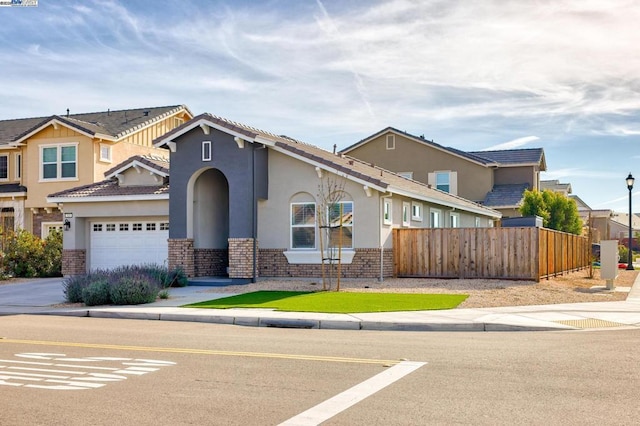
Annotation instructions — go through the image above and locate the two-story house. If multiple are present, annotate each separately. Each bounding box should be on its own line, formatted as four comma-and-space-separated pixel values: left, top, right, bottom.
0, 105, 192, 237
339, 127, 546, 219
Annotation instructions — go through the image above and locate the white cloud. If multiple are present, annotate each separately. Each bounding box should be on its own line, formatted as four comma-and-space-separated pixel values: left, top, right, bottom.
482, 136, 540, 151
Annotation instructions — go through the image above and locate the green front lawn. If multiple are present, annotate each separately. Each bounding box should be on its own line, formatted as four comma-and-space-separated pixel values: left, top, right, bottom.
183, 291, 468, 313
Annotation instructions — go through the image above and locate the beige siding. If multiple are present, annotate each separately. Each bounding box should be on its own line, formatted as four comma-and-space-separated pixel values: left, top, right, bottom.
346, 132, 493, 202
494, 166, 536, 187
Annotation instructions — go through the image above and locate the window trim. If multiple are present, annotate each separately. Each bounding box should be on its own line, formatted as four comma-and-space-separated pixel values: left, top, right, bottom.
450, 212, 460, 228
14, 153, 21, 180
383, 198, 392, 225
39, 142, 78, 182
202, 141, 212, 161
41, 221, 63, 239
327, 200, 354, 249
430, 208, 441, 228
0, 154, 8, 181
386, 134, 395, 150
411, 202, 423, 221
402, 202, 410, 227
99, 143, 112, 163
290, 202, 316, 250
174, 117, 185, 128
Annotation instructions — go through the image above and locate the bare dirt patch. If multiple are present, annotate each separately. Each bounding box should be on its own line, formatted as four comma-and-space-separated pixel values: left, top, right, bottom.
204, 269, 638, 309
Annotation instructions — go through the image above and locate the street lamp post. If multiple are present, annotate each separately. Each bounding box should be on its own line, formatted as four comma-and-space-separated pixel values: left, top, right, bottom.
626, 173, 635, 271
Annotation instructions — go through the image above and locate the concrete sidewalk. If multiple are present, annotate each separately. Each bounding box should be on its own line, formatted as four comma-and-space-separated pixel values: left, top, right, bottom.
1, 274, 639, 332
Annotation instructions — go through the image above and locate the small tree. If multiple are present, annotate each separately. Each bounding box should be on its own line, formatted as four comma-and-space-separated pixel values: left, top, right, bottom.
317, 175, 346, 291
520, 189, 582, 235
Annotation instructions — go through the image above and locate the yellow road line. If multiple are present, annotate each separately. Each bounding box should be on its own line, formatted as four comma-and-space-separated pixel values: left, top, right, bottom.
0, 338, 399, 365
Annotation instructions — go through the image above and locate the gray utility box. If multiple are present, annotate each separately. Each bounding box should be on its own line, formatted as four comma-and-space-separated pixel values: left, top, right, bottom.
600, 240, 619, 290
501, 215, 543, 228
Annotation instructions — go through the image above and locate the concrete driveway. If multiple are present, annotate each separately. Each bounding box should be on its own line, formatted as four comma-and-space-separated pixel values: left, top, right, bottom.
0, 278, 66, 315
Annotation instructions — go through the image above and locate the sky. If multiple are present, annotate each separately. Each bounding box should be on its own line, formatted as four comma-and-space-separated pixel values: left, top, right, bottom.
1, 0, 639, 212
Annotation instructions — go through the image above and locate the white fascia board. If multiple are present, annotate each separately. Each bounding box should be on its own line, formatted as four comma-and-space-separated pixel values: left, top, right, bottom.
15, 119, 94, 144
269, 145, 387, 193
105, 160, 169, 179
95, 133, 117, 142
47, 194, 169, 204
0, 191, 26, 198
389, 186, 502, 218
154, 118, 257, 148
254, 135, 276, 146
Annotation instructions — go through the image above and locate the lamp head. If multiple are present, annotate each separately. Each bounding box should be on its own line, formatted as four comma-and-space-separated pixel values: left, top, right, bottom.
627, 173, 635, 190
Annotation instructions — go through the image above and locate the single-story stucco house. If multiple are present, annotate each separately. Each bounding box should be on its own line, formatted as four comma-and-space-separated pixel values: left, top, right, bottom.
49, 113, 501, 282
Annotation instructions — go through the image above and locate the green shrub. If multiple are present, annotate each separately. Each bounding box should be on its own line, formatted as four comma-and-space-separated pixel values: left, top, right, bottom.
63, 271, 109, 303
81, 280, 111, 306
167, 267, 188, 287
109, 275, 158, 305
1, 229, 62, 278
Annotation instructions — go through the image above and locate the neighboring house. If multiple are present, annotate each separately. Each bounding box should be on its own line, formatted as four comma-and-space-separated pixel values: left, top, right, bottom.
0, 105, 192, 238
47, 155, 170, 275
540, 179, 572, 196
609, 212, 640, 242
339, 127, 546, 218
107, 113, 505, 283
569, 194, 611, 242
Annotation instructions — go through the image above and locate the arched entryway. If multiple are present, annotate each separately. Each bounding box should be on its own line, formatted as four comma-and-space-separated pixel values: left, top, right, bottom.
188, 168, 230, 276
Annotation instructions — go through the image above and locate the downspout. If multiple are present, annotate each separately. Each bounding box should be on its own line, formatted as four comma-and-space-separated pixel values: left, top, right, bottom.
252, 143, 257, 283
380, 192, 393, 282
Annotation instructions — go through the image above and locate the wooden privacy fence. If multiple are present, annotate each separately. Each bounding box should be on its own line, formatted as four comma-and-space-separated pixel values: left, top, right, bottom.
393, 227, 589, 281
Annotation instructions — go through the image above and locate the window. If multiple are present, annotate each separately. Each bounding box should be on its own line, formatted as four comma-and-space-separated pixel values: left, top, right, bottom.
15, 153, 21, 179
436, 172, 450, 193
411, 202, 422, 221
475, 217, 481, 228
0, 155, 8, 180
93, 224, 103, 232
327, 201, 353, 249
133, 223, 143, 231
41, 222, 63, 238
106, 224, 116, 232
146, 223, 156, 231
386, 134, 395, 150
41, 144, 77, 180
291, 203, 316, 249
99, 144, 112, 162
402, 202, 410, 227
430, 209, 441, 228
119, 223, 129, 231
160, 222, 169, 231
202, 141, 212, 161
174, 117, 184, 128
450, 213, 460, 228
398, 172, 413, 180
383, 199, 392, 225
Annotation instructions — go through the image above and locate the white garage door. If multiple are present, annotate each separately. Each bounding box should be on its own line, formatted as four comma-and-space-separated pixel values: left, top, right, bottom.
90, 220, 169, 271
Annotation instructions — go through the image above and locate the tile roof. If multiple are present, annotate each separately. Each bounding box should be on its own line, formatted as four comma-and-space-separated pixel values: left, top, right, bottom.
48, 154, 170, 200
104, 154, 170, 177
0, 105, 190, 145
156, 114, 502, 218
482, 183, 530, 208
48, 179, 169, 199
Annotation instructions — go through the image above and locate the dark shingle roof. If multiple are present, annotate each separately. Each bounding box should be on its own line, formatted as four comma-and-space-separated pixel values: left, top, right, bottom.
483, 183, 530, 208
0, 105, 190, 145
469, 148, 545, 167
0, 183, 27, 194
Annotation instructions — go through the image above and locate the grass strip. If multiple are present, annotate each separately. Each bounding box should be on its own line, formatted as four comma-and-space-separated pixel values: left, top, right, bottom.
183, 291, 467, 313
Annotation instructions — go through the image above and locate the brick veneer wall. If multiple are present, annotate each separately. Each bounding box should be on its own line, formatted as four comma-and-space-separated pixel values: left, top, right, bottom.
228, 238, 256, 279
258, 248, 394, 278
168, 238, 195, 277
62, 249, 86, 276
194, 249, 228, 277
33, 210, 63, 237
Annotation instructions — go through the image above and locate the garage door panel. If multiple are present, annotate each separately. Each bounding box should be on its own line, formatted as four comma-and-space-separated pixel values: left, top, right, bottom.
90, 220, 169, 271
